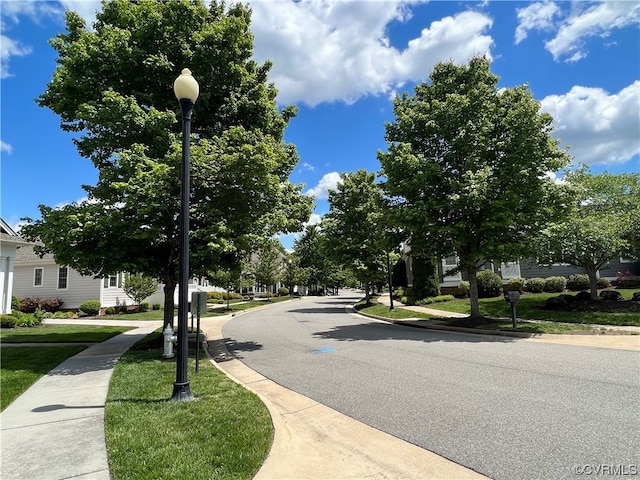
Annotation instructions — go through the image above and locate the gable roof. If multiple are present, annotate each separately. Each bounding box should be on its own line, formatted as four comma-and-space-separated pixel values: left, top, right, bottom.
0, 218, 29, 247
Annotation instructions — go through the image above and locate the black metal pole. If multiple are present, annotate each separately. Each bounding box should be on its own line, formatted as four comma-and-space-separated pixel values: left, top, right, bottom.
387, 251, 394, 311
171, 98, 195, 402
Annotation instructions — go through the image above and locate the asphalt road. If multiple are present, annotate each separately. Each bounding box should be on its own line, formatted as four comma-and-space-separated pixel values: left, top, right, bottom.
223, 291, 640, 480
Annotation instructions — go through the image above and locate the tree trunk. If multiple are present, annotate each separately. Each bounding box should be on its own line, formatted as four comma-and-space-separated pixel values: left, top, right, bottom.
163, 279, 176, 329
365, 282, 371, 305
468, 265, 481, 318
587, 268, 599, 301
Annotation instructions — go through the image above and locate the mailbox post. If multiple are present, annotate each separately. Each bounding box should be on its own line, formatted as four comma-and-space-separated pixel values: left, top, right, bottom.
503, 290, 520, 329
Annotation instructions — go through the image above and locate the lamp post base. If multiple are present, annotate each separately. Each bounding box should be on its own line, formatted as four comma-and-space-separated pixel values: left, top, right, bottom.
170, 381, 194, 402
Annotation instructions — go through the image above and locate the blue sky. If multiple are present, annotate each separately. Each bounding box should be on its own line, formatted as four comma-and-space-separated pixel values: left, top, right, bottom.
1, 0, 639, 250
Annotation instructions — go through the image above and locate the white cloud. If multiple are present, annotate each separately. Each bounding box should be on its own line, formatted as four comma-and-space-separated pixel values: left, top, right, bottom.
304, 171, 342, 199
514, 1, 560, 44
540, 81, 640, 166
249, 1, 493, 106
0, 140, 13, 154
0, 34, 32, 79
301, 162, 315, 172
305, 213, 323, 226
545, 2, 640, 62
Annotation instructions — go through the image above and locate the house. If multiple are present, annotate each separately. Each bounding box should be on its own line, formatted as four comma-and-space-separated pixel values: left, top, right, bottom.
402, 242, 640, 295
0, 219, 30, 314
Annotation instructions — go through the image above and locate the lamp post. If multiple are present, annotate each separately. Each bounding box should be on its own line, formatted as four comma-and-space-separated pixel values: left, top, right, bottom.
171, 68, 199, 402
386, 251, 394, 311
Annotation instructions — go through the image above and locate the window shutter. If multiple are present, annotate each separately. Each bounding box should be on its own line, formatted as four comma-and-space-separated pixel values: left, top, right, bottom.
118, 273, 123, 288
104, 277, 109, 288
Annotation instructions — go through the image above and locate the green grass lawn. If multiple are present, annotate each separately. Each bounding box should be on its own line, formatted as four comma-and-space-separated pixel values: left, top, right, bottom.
105, 336, 272, 480
356, 301, 437, 320
0, 324, 135, 411
421, 290, 640, 327
202, 296, 292, 317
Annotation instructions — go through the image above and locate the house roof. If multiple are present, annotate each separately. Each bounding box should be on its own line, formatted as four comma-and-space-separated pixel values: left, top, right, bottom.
14, 244, 56, 265
0, 218, 29, 247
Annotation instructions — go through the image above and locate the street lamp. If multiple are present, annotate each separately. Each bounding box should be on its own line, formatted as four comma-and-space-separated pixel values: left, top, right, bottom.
171, 68, 199, 402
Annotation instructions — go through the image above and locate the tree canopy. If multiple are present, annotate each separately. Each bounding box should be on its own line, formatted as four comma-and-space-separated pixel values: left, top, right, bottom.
533, 167, 640, 299
378, 56, 570, 317
21, 0, 312, 326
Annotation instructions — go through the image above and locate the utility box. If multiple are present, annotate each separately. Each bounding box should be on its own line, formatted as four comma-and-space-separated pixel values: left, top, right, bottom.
504, 291, 520, 303
190, 291, 208, 315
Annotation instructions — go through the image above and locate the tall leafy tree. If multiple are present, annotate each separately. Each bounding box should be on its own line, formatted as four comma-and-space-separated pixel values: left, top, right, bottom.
534, 167, 640, 299
20, 0, 312, 327
323, 170, 389, 304
379, 56, 570, 317
251, 238, 285, 297
123, 273, 158, 309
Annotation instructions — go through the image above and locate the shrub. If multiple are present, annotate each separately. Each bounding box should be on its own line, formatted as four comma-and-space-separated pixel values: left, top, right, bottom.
400, 296, 416, 306
599, 290, 622, 301
616, 271, 640, 288
152, 303, 161, 310
525, 277, 545, 293
118, 305, 128, 314
597, 277, 611, 289
12, 311, 42, 327
505, 277, 526, 293
394, 287, 404, 298
476, 270, 502, 298
1, 314, 16, 329
105, 307, 116, 315
139, 302, 150, 312
278, 287, 289, 296
79, 300, 101, 316
208, 291, 223, 300
544, 276, 566, 293
632, 292, 640, 302
566, 274, 590, 291
544, 296, 568, 309
458, 281, 470, 298
52, 311, 77, 319
20, 297, 40, 313
558, 294, 576, 303
11, 296, 21, 311
575, 291, 591, 301
259, 292, 273, 298
37, 297, 63, 313
419, 295, 454, 305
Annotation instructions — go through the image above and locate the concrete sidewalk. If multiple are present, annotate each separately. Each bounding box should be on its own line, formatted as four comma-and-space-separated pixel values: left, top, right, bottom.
0, 321, 161, 480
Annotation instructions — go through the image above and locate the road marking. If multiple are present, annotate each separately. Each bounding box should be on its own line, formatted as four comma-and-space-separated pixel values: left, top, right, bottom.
311, 347, 336, 354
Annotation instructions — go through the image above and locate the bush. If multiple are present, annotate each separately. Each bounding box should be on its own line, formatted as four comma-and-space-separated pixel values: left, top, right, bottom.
1, 314, 16, 329
567, 274, 590, 291
544, 296, 568, 309
11, 296, 21, 311
400, 296, 417, 306
118, 305, 128, 314
632, 292, 640, 302
20, 297, 40, 313
599, 290, 622, 301
558, 294, 576, 303
394, 287, 404, 298
208, 291, 223, 300
139, 302, 149, 312
37, 297, 63, 313
105, 307, 116, 315
152, 303, 161, 310
544, 276, 566, 293
505, 277, 526, 293
52, 311, 77, 319
458, 281, 470, 298
278, 287, 289, 296
12, 311, 43, 327
525, 277, 545, 293
419, 295, 454, 305
597, 277, 611, 289
575, 291, 591, 301
476, 270, 502, 298
258, 292, 273, 298
79, 300, 101, 316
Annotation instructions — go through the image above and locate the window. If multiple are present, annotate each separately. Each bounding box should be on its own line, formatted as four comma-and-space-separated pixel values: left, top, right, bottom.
34, 268, 43, 287
442, 256, 461, 282
58, 267, 69, 290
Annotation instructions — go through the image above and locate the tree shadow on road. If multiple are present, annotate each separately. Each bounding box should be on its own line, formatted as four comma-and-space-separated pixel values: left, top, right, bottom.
312, 321, 519, 344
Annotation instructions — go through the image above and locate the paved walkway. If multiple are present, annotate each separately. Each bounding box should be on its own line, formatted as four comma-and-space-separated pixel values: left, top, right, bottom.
1, 297, 638, 479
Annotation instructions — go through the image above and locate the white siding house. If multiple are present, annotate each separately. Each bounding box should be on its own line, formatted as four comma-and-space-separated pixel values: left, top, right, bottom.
12, 245, 152, 310
1, 219, 29, 314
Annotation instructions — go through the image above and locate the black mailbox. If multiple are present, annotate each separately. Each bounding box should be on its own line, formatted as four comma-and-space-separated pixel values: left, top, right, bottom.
504, 290, 520, 303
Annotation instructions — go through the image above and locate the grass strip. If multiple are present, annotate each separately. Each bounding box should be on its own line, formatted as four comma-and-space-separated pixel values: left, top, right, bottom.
1, 346, 86, 411
356, 301, 437, 320
0, 325, 134, 343
105, 340, 272, 480
203, 297, 292, 317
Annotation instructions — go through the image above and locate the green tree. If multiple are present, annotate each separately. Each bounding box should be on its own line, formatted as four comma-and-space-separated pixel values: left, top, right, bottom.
251, 239, 285, 298
20, 0, 312, 328
293, 224, 338, 295
534, 167, 640, 299
123, 273, 158, 309
379, 56, 570, 317
323, 170, 389, 304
